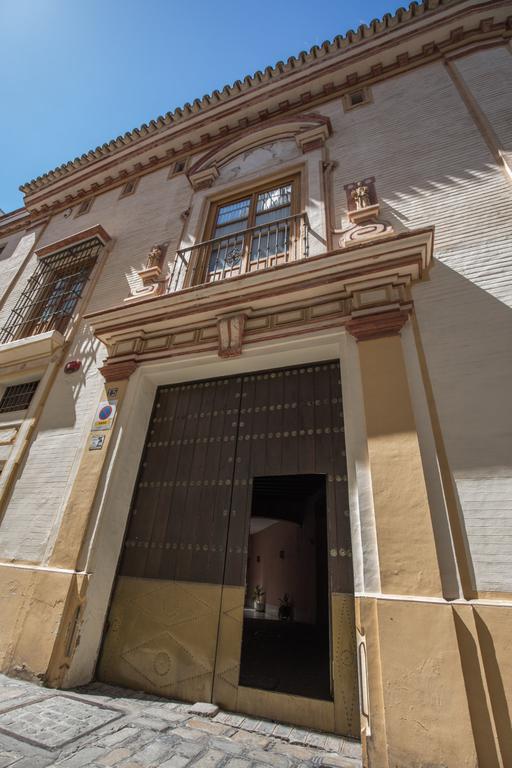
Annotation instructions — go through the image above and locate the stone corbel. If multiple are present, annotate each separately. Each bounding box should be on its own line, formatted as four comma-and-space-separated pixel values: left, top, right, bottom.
98, 359, 138, 382
295, 123, 331, 153
346, 285, 412, 341
188, 166, 219, 191
217, 313, 247, 358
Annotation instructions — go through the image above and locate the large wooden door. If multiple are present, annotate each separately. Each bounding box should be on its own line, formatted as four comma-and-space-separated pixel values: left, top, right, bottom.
98, 363, 358, 736
98, 376, 243, 703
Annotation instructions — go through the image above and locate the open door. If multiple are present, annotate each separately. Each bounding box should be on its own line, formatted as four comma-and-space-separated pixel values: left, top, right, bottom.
99, 364, 359, 737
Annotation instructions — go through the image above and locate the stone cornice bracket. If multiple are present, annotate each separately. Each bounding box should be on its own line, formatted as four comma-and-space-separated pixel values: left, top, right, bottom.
188, 166, 220, 191
99, 359, 138, 382
347, 307, 411, 341
295, 123, 331, 153
217, 313, 247, 358
347, 285, 412, 341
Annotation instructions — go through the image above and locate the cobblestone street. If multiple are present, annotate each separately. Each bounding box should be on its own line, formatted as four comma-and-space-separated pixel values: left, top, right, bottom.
0, 675, 361, 768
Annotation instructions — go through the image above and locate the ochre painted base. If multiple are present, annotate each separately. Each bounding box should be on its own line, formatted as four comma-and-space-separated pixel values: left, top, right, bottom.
359, 596, 512, 768
98, 577, 223, 704
0, 564, 87, 687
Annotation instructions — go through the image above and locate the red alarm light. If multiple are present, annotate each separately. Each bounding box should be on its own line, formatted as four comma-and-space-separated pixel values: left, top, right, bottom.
64, 360, 81, 374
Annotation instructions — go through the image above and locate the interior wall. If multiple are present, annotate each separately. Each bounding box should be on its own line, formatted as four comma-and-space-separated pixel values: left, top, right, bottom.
246, 512, 317, 623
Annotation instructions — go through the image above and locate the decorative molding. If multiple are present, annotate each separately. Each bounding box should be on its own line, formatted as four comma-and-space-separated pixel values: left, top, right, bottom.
0, 427, 18, 446
217, 313, 247, 358
4, 11, 507, 221
188, 166, 219, 191
21, 0, 486, 200
188, 115, 331, 185
346, 307, 411, 341
295, 123, 331, 153
35, 225, 112, 259
99, 359, 138, 382
86, 227, 433, 371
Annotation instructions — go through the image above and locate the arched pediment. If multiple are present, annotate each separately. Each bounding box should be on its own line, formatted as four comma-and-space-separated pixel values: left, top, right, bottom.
188, 113, 331, 189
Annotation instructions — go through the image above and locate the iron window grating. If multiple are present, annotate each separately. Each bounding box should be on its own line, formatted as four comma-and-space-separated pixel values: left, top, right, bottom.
0, 381, 39, 413
0, 237, 103, 344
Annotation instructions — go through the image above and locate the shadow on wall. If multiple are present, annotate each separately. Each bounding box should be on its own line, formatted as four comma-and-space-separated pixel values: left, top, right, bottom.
453, 608, 512, 768
415, 258, 512, 478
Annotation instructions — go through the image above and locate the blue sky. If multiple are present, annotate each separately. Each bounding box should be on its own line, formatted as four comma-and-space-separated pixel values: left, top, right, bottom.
1, 0, 394, 212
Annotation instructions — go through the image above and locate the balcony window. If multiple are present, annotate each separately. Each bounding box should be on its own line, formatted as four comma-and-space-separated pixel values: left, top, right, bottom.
0, 237, 102, 344
171, 177, 308, 290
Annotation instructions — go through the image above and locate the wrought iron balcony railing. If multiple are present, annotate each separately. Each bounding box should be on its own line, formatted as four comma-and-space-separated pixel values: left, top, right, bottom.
168, 212, 309, 292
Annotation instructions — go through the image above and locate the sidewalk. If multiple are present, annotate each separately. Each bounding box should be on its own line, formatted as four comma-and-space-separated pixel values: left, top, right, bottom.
0, 675, 361, 768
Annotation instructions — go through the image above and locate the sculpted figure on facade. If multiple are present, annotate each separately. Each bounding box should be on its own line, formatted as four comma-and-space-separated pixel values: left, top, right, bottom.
146, 245, 163, 270
351, 181, 371, 210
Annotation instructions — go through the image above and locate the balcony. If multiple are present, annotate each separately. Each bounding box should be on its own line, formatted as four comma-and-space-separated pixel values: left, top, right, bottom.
168, 212, 310, 292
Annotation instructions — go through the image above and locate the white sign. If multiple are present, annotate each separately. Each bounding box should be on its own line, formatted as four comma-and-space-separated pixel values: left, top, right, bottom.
92, 400, 117, 431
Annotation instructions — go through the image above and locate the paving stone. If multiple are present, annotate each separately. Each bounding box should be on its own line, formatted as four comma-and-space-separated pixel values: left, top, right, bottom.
340, 741, 362, 759
209, 736, 243, 755
323, 737, 344, 754
305, 732, 328, 750
192, 749, 225, 767
313, 754, 360, 767
254, 720, 276, 736
159, 756, 190, 768
0, 751, 23, 768
97, 746, 134, 765
185, 719, 229, 736
54, 746, 106, 766
128, 739, 174, 764
238, 717, 261, 732
231, 730, 269, 748
289, 728, 311, 745
168, 726, 207, 742
272, 742, 317, 761
172, 739, 204, 758
187, 702, 219, 717
0, 674, 362, 768
0, 696, 122, 749
128, 717, 171, 732
245, 749, 291, 767
97, 727, 138, 747
272, 724, 293, 740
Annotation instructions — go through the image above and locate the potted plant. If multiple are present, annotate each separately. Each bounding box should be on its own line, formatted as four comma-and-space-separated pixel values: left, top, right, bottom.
278, 593, 294, 621
252, 585, 266, 613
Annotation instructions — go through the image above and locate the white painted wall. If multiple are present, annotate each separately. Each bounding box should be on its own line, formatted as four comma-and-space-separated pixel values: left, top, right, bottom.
0, 47, 511, 592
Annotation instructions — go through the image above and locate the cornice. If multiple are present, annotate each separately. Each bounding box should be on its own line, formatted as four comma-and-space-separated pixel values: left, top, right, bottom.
15, 0, 510, 217
86, 227, 433, 352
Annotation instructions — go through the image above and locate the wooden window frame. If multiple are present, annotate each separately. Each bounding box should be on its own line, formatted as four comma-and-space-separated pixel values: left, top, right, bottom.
196, 173, 301, 284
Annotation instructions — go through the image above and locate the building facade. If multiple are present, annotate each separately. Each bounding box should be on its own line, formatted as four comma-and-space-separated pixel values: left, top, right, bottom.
0, 1, 511, 765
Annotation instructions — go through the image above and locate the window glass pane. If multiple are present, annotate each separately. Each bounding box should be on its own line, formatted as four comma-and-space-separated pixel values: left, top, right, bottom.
254, 205, 291, 227
215, 198, 251, 228
256, 185, 292, 214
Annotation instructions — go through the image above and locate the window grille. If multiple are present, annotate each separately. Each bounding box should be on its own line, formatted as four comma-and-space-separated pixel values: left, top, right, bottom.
0, 237, 102, 344
0, 381, 39, 413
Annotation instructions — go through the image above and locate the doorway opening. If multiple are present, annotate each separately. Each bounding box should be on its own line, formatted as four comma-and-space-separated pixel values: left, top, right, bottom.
239, 474, 331, 700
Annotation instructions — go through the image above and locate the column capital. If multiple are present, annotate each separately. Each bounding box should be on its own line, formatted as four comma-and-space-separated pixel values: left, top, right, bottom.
346, 307, 411, 342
